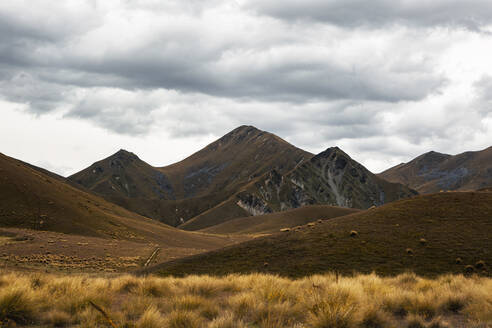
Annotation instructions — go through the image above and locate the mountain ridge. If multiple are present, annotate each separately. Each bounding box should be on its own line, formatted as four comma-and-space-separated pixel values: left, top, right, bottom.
68, 126, 312, 226
379, 146, 492, 193
179, 146, 417, 230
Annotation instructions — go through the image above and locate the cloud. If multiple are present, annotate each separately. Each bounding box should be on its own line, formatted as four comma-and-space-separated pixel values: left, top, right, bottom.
0, 0, 447, 119
474, 75, 492, 116
0, 0, 491, 175
245, 0, 492, 31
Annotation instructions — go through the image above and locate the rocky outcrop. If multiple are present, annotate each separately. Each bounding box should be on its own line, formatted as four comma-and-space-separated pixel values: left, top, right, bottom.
239, 147, 417, 214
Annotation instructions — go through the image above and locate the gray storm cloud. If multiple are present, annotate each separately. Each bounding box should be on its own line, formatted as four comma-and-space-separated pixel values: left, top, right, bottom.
245, 0, 492, 31
0, 0, 491, 171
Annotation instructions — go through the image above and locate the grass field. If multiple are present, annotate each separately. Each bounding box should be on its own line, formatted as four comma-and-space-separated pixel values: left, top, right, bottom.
0, 270, 490, 327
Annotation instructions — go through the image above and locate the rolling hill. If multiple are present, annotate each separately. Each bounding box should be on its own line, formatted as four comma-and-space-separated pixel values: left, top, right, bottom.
201, 205, 360, 235
69, 126, 312, 225
145, 191, 492, 277
379, 146, 492, 193
179, 147, 417, 230
0, 152, 241, 250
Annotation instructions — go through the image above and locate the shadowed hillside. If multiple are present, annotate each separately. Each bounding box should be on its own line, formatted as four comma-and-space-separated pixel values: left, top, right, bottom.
0, 152, 241, 249
379, 146, 492, 193
180, 147, 416, 230
202, 205, 359, 235
146, 192, 492, 277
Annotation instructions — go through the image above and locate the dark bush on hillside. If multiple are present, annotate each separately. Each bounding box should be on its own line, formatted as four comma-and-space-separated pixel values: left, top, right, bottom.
464, 265, 475, 275
474, 260, 486, 269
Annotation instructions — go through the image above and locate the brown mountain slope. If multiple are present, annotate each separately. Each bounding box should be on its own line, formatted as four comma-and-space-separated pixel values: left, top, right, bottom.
201, 205, 360, 235
379, 146, 492, 193
0, 152, 242, 250
69, 126, 312, 226
67, 150, 183, 225
179, 147, 416, 231
158, 125, 311, 198
145, 191, 492, 277
69, 149, 175, 201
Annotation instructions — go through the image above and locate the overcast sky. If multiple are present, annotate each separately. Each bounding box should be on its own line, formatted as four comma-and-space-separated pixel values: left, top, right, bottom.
1, 0, 492, 176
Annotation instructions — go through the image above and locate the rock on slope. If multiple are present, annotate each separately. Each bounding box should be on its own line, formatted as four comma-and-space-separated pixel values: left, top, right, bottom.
379, 146, 492, 193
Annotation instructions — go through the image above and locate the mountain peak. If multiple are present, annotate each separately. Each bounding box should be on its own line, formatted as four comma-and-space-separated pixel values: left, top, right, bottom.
314, 146, 349, 160
228, 125, 263, 138
111, 149, 140, 161
414, 150, 450, 164
233, 125, 260, 132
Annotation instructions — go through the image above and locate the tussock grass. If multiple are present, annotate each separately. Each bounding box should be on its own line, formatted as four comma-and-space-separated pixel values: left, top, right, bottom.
0, 270, 490, 327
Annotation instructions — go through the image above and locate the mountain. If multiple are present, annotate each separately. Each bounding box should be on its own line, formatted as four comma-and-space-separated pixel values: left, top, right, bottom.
201, 205, 360, 235
144, 191, 492, 277
0, 152, 239, 249
379, 146, 492, 193
69, 126, 312, 225
180, 147, 417, 230
68, 149, 181, 224
158, 125, 312, 199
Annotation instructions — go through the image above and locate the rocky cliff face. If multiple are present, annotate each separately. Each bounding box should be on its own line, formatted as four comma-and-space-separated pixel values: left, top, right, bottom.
236, 147, 417, 216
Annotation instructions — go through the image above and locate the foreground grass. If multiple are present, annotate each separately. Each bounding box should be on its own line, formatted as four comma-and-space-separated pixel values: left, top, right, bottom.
0, 271, 491, 327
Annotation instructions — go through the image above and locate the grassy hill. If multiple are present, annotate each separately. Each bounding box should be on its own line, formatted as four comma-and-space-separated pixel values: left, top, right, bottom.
379, 146, 492, 193
202, 205, 359, 235
0, 152, 241, 249
145, 191, 492, 277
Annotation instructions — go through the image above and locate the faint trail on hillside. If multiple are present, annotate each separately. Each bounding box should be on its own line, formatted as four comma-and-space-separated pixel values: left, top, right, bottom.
144, 247, 161, 267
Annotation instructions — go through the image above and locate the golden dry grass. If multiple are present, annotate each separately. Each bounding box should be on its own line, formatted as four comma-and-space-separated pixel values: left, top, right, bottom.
0, 271, 490, 327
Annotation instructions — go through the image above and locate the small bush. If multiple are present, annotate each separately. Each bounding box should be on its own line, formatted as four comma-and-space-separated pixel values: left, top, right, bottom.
166, 310, 202, 328
208, 312, 248, 328
0, 289, 35, 324
474, 260, 486, 269
441, 295, 467, 314
307, 302, 357, 328
455, 257, 462, 264
43, 310, 71, 327
464, 265, 475, 275
406, 248, 414, 255
174, 295, 208, 311
350, 231, 359, 237
406, 314, 426, 328
360, 306, 391, 328
419, 238, 427, 245
136, 306, 165, 328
